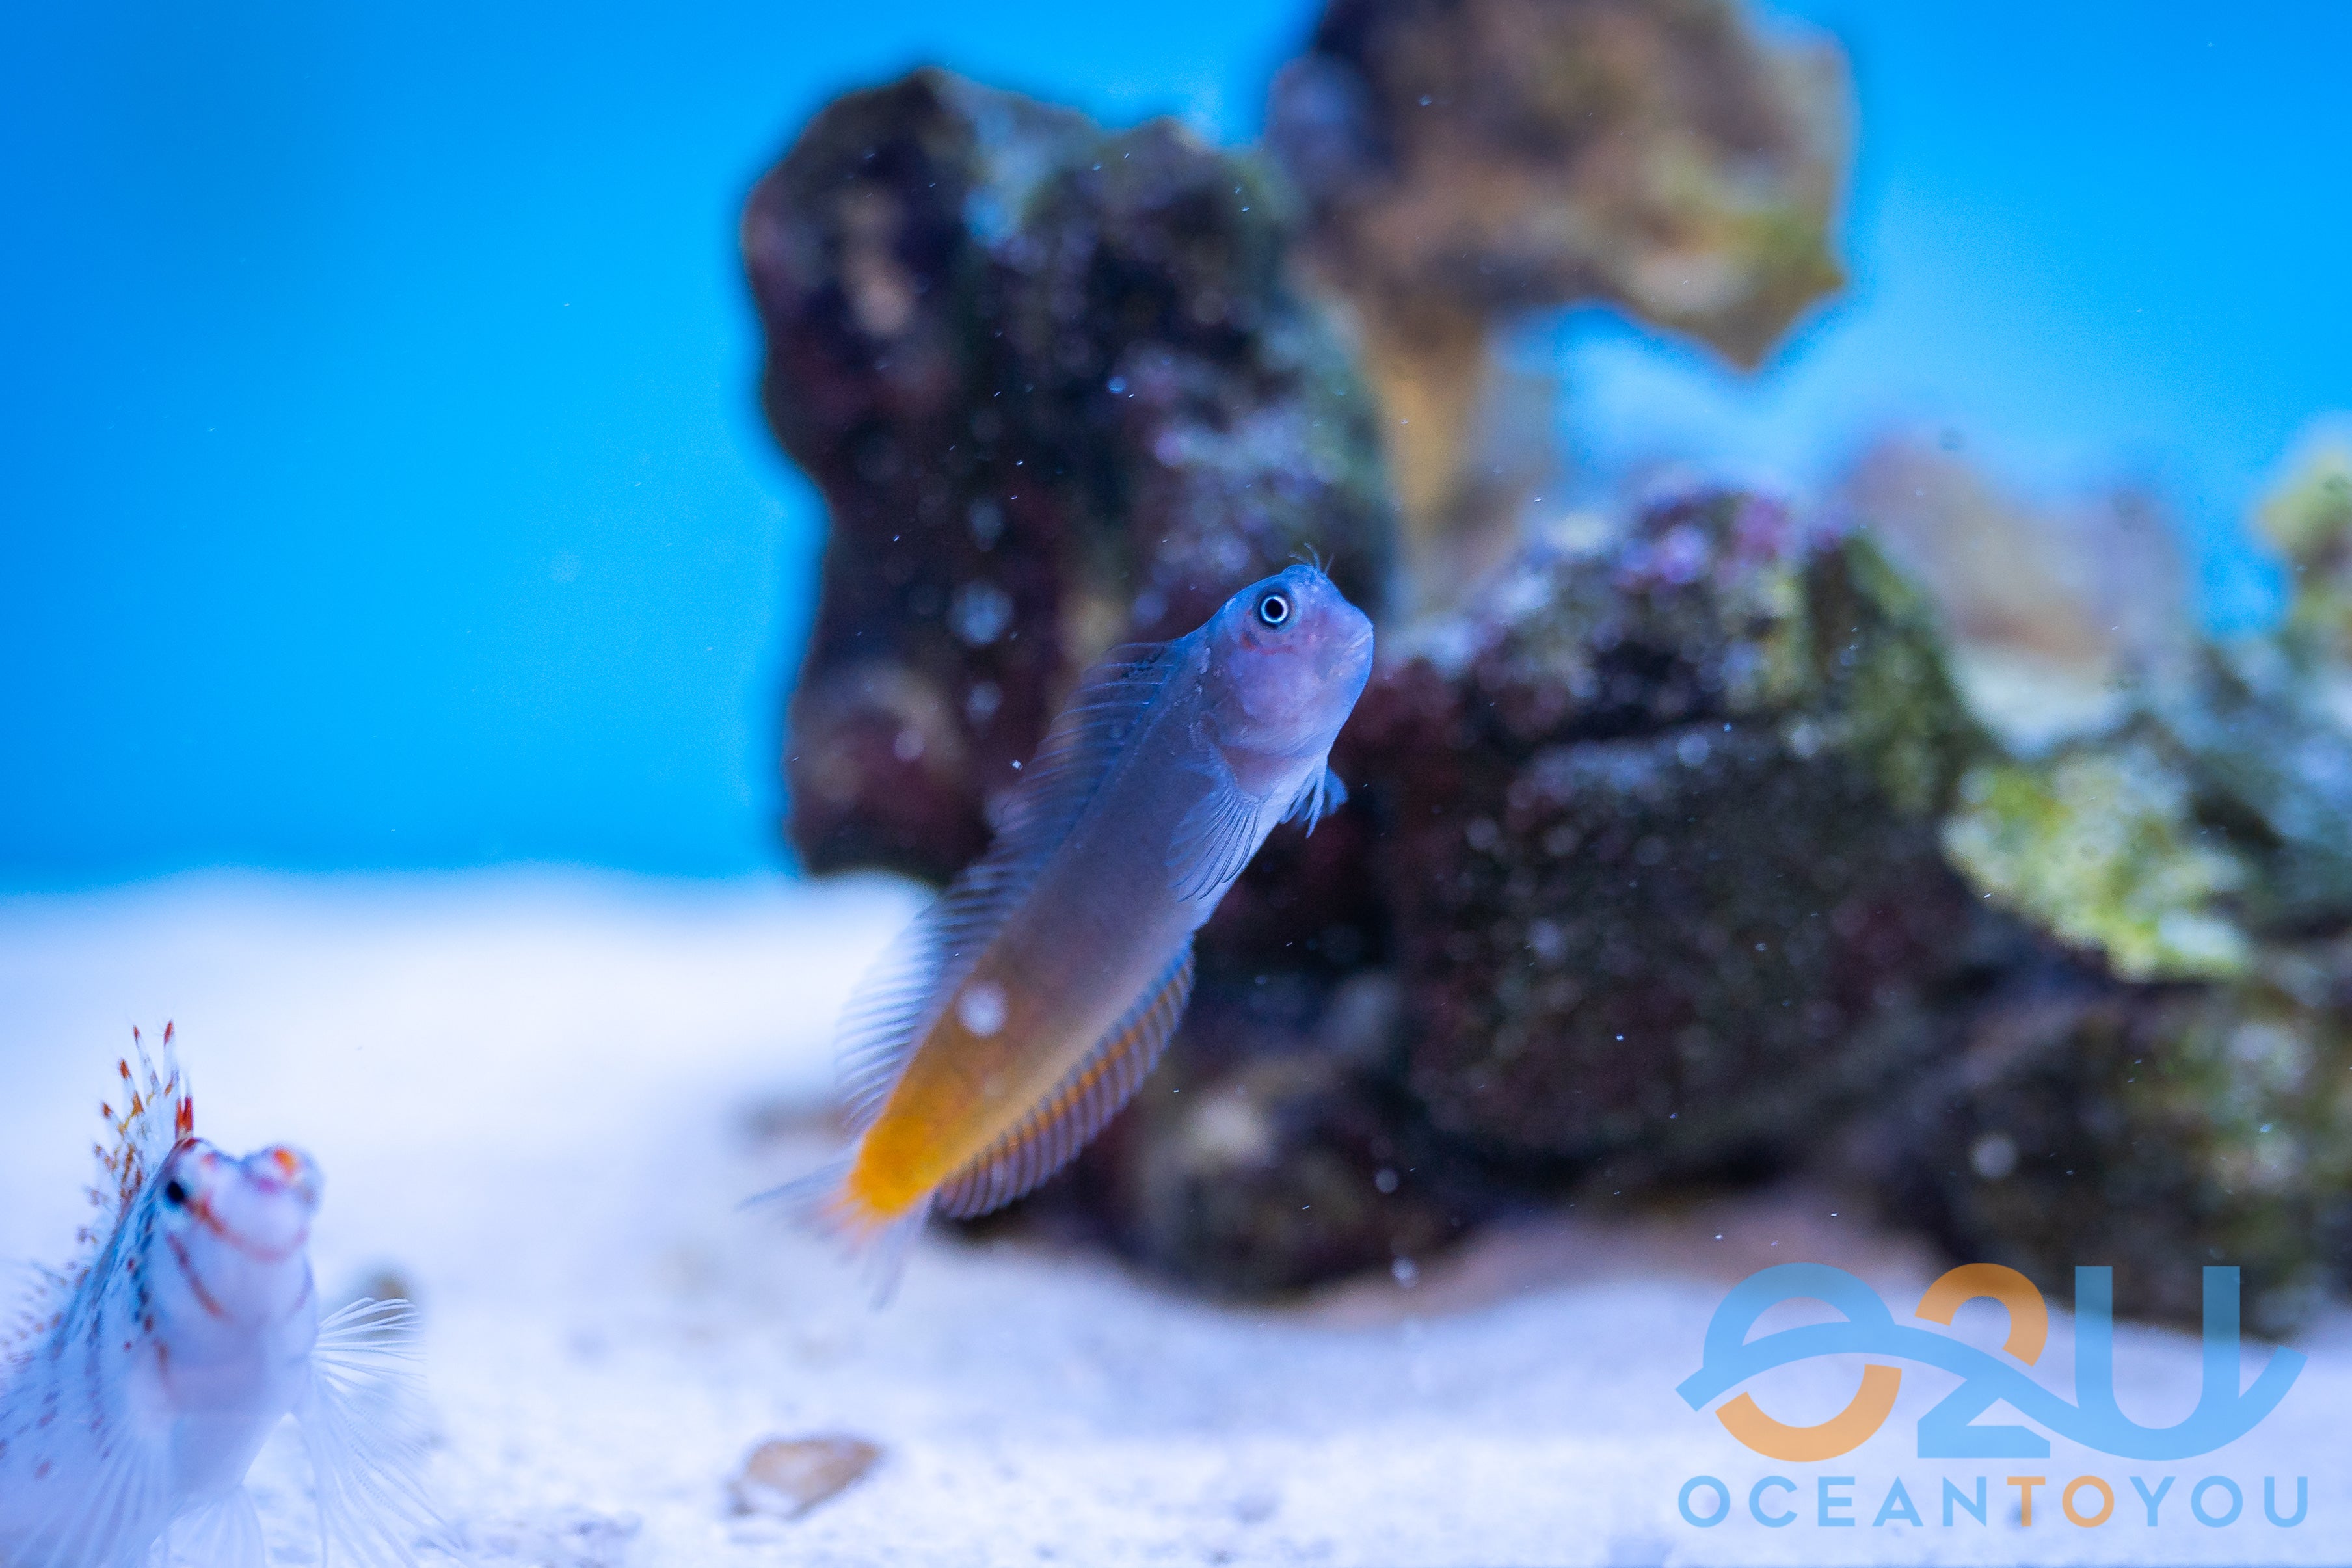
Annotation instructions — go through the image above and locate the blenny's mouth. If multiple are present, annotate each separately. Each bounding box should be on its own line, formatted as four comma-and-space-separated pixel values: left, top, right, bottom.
187, 1193, 312, 1262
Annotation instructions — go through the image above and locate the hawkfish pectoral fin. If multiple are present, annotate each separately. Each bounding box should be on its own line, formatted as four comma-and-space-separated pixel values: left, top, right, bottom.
159, 1484, 265, 1568
1279, 764, 1347, 834
832, 640, 1188, 1136
935, 943, 1196, 1221
0, 1392, 176, 1568
295, 1298, 450, 1567
1168, 751, 1264, 901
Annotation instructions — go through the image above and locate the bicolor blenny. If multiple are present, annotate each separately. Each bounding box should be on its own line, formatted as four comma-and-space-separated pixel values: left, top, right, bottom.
770, 563, 1376, 1295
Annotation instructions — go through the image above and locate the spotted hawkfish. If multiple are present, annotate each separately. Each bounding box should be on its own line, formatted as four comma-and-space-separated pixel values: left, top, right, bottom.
774, 564, 1376, 1292
0, 1025, 446, 1567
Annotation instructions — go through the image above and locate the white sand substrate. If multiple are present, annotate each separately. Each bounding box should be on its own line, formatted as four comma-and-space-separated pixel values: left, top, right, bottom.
3, 871, 2345, 1566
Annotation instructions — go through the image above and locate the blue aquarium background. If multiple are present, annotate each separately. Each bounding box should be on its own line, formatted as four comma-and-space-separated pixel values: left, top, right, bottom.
5, 0, 2349, 886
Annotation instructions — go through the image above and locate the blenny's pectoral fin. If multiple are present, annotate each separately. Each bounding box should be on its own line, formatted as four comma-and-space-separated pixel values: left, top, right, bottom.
1168, 750, 1263, 901
934, 944, 1197, 1219
1280, 764, 1347, 834
296, 1298, 450, 1567
161, 1486, 265, 1568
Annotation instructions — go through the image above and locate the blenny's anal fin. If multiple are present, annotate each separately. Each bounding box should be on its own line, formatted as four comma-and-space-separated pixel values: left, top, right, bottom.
1168, 751, 1263, 901
833, 640, 1190, 1134
935, 944, 1196, 1219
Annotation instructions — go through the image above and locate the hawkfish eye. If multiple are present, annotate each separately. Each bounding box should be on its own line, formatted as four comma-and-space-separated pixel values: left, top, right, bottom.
1255, 591, 1292, 628
162, 1179, 188, 1208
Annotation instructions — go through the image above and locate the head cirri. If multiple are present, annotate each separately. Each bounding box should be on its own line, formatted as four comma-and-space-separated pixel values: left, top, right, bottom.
1199, 565, 1376, 756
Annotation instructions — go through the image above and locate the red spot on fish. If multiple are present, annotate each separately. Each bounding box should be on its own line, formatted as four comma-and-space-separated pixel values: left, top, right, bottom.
166, 1234, 227, 1320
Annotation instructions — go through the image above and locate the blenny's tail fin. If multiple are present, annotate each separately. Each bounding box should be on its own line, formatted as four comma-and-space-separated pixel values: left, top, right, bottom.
745, 1156, 931, 1309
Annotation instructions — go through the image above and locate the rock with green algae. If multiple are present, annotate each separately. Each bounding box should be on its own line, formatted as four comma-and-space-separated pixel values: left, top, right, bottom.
1344, 488, 2001, 1170
745, 66, 1393, 884
2158, 641, 2352, 931
2260, 433, 2352, 667
1941, 737, 2252, 983
1875, 944, 2352, 1335
745, 55, 2352, 1314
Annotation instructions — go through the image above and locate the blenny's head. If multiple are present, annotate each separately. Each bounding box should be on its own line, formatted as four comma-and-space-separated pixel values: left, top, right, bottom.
1201, 565, 1376, 758
146, 1137, 322, 1333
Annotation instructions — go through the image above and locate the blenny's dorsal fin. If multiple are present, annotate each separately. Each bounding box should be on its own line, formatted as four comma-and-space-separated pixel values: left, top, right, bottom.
835, 641, 1190, 1133
932, 943, 1196, 1219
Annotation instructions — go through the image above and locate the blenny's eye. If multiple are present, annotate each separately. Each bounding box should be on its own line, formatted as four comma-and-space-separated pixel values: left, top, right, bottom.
1256, 591, 1292, 628
162, 1180, 187, 1208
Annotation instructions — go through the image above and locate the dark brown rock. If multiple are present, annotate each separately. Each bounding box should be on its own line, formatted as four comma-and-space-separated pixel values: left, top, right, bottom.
746, 68, 1393, 883
1873, 946, 2352, 1335
1080, 975, 1473, 1296
1350, 491, 1996, 1169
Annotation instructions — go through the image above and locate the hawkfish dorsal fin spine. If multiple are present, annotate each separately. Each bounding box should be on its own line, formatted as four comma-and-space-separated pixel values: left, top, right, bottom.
933, 943, 1196, 1220
833, 641, 1189, 1135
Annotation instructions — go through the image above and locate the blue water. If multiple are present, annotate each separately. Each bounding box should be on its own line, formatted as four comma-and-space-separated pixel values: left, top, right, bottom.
4, 1, 2345, 884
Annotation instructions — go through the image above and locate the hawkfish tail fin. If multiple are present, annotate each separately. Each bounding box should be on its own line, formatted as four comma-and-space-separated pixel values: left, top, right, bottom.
745, 1157, 931, 1309
295, 1298, 456, 1567
933, 943, 1195, 1220
159, 1485, 266, 1568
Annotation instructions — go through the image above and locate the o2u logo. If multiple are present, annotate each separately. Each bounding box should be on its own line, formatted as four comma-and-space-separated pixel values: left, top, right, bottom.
1678, 1262, 2305, 1461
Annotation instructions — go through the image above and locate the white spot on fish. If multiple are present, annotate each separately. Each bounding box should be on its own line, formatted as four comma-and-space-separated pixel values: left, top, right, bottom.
957, 981, 1007, 1037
